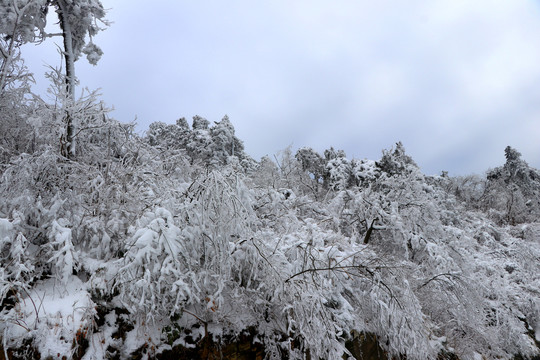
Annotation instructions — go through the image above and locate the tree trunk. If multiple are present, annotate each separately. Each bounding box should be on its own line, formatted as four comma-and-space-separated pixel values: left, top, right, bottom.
57, 0, 76, 158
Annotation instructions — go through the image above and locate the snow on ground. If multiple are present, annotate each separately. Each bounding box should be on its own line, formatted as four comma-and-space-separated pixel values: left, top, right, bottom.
6, 275, 93, 358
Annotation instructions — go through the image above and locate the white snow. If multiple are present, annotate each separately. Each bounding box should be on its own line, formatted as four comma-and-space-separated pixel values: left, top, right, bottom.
6, 276, 93, 358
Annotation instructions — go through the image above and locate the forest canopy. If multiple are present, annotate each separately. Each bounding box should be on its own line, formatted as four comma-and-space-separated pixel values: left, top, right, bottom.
1, 2, 540, 359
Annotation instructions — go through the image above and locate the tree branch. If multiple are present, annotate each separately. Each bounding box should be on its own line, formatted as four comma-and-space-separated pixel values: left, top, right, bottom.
417, 272, 460, 290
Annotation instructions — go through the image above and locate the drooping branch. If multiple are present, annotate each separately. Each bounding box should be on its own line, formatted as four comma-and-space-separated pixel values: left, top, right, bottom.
285, 264, 404, 309
417, 272, 461, 290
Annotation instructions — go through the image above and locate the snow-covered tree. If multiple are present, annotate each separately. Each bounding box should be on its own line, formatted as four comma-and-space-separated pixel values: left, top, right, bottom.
483, 146, 540, 224
326, 154, 351, 191
0, 60, 35, 164
376, 141, 418, 176
210, 115, 245, 165
0, 0, 47, 92
49, 0, 108, 158
1, 0, 108, 158
295, 147, 324, 177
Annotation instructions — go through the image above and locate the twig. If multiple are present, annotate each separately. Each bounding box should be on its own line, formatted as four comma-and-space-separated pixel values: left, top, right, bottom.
183, 309, 209, 342
285, 264, 404, 309
285, 265, 369, 282
417, 272, 460, 290
20, 287, 40, 329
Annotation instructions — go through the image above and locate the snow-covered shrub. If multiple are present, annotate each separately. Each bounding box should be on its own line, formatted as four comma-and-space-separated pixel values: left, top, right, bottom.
323, 159, 540, 359
116, 169, 255, 321
47, 219, 79, 285
0, 217, 34, 310
116, 207, 187, 319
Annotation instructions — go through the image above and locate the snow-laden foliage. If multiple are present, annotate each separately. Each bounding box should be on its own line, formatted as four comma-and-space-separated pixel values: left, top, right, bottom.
0, 0, 48, 44
483, 146, 540, 225
117, 169, 256, 323
48, 0, 108, 63
0, 0, 47, 92
3, 114, 539, 359
146, 115, 252, 170
0, 217, 34, 314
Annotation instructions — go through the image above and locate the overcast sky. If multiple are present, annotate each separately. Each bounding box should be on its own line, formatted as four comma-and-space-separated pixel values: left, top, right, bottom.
22, 0, 540, 175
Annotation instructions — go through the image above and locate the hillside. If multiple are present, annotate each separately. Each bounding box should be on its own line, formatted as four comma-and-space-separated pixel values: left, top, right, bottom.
1, 101, 540, 359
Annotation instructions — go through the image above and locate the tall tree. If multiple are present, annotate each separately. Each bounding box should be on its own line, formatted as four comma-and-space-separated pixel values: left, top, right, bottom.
49, 0, 107, 157
1, 0, 108, 157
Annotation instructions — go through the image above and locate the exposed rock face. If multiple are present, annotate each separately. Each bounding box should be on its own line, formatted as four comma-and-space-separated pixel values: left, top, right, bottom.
3, 331, 539, 360
154, 328, 265, 360
345, 332, 389, 360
